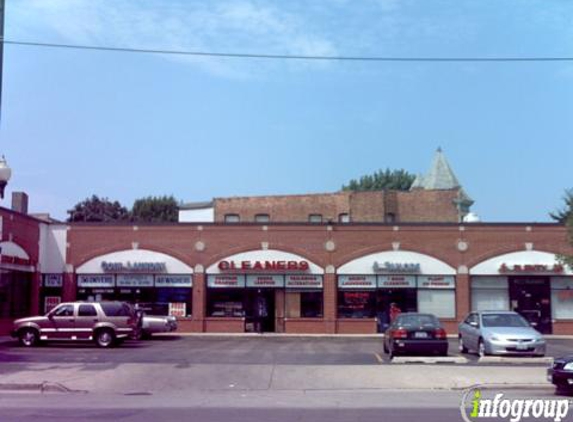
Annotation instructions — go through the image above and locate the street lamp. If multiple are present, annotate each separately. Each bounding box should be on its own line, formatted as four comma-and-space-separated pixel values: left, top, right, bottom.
0, 155, 12, 199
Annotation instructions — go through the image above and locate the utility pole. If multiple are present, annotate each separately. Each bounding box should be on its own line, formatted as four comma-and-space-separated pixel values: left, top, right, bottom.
0, 0, 4, 125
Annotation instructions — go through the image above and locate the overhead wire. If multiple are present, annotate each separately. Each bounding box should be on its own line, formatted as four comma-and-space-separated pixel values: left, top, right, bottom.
3, 39, 573, 63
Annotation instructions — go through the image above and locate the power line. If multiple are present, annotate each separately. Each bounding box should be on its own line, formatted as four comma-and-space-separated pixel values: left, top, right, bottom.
3, 39, 573, 62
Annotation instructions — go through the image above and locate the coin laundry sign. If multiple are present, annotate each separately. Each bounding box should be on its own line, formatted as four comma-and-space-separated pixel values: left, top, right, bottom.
101, 261, 167, 273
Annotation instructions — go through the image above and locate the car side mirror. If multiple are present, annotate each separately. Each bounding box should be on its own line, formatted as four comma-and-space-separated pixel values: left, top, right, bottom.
469, 321, 479, 328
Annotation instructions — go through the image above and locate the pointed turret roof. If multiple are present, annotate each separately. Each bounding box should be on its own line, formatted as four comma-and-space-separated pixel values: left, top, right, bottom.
422, 147, 461, 190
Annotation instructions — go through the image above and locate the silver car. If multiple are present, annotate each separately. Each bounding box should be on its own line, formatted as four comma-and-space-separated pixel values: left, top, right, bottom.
458, 311, 546, 357
141, 314, 178, 338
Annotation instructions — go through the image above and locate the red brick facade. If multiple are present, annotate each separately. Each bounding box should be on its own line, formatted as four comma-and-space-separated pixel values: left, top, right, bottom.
214, 189, 464, 223
64, 221, 572, 334
3, 203, 573, 335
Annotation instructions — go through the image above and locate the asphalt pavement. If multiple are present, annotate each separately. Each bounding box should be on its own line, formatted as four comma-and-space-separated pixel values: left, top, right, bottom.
0, 388, 564, 422
0, 335, 571, 366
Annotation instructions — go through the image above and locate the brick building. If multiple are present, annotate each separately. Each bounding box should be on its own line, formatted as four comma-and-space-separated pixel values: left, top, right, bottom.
2, 150, 573, 336
179, 149, 475, 224
2, 206, 572, 336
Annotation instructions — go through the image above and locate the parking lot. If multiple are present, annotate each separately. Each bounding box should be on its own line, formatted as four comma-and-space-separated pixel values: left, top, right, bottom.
1, 335, 571, 366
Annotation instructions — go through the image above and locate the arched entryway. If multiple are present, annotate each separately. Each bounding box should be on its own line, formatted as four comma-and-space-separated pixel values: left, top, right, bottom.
337, 250, 456, 332
470, 250, 573, 334
76, 249, 194, 317
206, 249, 324, 333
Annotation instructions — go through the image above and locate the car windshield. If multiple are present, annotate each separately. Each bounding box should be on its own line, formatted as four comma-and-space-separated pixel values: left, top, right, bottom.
481, 313, 530, 328
395, 314, 438, 328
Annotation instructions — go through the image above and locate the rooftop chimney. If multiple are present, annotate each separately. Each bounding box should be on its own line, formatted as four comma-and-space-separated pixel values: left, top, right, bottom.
11, 191, 28, 214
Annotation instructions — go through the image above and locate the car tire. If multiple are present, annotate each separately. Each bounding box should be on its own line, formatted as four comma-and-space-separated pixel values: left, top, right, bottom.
458, 336, 468, 353
478, 339, 487, 357
95, 329, 115, 348
383, 342, 389, 354
18, 328, 39, 347
389, 347, 398, 360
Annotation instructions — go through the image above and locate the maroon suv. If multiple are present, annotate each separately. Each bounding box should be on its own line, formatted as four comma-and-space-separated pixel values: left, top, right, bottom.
11, 301, 141, 348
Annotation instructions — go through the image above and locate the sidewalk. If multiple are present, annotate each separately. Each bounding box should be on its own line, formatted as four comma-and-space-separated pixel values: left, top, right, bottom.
0, 362, 551, 394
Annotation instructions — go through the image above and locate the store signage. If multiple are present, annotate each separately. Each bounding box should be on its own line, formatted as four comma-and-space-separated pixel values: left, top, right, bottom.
155, 275, 193, 288
338, 275, 377, 289
207, 275, 246, 288
43, 274, 63, 288
169, 302, 187, 317
116, 274, 154, 287
246, 275, 285, 288
499, 263, 565, 274
77, 275, 115, 288
285, 275, 323, 289
558, 290, 573, 301
378, 275, 417, 289
217, 260, 310, 272
373, 262, 421, 274
417, 276, 455, 289
101, 261, 167, 273
44, 296, 61, 313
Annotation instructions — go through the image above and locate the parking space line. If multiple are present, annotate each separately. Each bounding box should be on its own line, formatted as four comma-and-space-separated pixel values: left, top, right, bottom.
374, 352, 384, 364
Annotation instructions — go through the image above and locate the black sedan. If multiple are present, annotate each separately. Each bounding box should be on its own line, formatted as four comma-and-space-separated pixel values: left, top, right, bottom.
548, 356, 573, 392
383, 313, 449, 358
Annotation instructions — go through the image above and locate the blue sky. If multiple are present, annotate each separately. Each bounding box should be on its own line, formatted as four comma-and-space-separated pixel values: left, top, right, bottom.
1, 0, 572, 222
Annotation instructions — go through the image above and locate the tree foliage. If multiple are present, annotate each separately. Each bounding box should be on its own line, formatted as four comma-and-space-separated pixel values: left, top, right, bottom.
342, 168, 415, 192
131, 195, 179, 223
550, 189, 573, 223
67, 195, 129, 222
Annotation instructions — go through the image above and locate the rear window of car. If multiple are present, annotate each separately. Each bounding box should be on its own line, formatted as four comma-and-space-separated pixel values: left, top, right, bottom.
396, 314, 439, 327
482, 313, 529, 328
100, 302, 132, 317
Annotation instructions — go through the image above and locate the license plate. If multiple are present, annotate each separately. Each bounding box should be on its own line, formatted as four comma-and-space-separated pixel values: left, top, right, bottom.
516, 344, 528, 350
414, 332, 428, 339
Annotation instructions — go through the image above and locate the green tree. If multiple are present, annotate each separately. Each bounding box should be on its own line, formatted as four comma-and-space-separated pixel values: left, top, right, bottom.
67, 195, 129, 222
131, 195, 179, 223
558, 213, 573, 270
342, 168, 415, 191
550, 189, 573, 223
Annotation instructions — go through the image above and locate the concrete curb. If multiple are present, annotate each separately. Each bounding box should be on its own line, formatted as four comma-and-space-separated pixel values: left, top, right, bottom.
453, 383, 555, 392
478, 356, 554, 365
391, 356, 469, 364
155, 333, 573, 340
0, 382, 86, 394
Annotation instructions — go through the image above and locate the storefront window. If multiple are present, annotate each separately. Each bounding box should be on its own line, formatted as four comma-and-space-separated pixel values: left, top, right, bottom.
337, 291, 376, 318
41, 274, 63, 314
551, 277, 573, 319
286, 291, 323, 318
471, 277, 509, 311
0, 270, 32, 318
207, 289, 245, 317
418, 290, 455, 318
417, 276, 456, 318
76, 274, 193, 317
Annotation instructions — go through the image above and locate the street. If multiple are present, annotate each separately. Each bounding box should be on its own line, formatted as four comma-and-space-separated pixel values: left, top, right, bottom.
1, 336, 571, 421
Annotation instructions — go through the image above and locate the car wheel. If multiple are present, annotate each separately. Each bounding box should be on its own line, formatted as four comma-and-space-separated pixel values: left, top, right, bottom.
19, 328, 39, 347
383, 342, 389, 354
95, 329, 115, 348
478, 339, 487, 357
389, 347, 398, 360
458, 336, 468, 353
